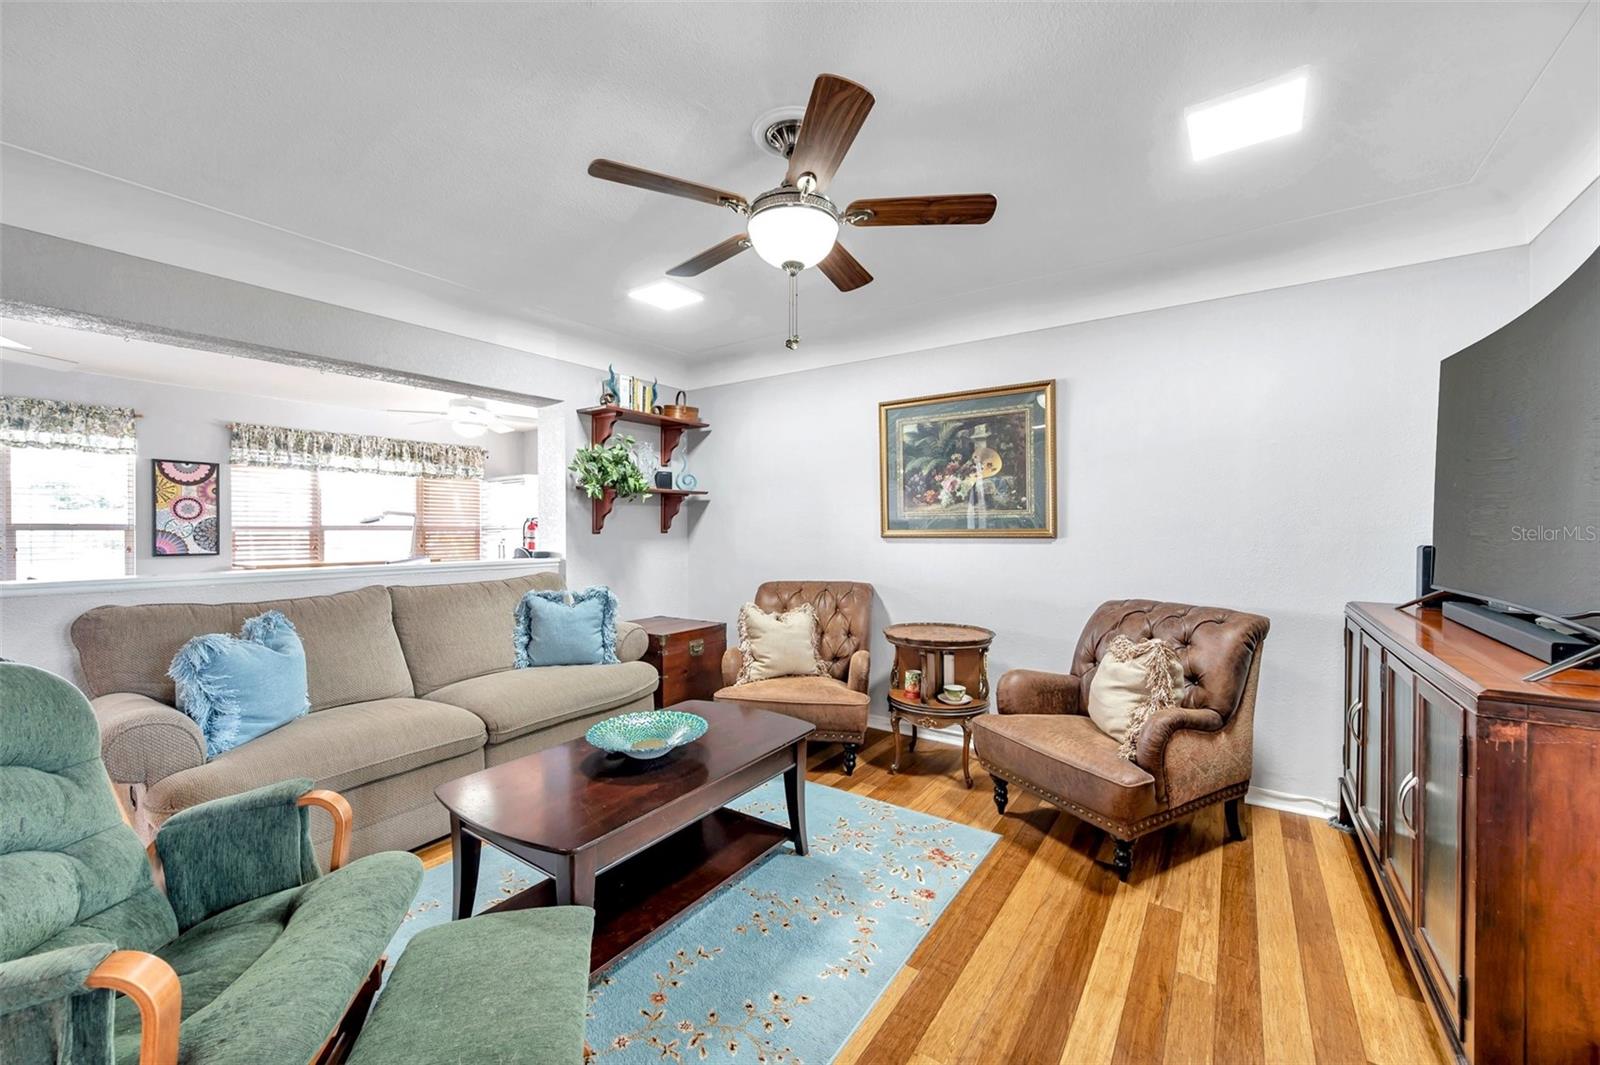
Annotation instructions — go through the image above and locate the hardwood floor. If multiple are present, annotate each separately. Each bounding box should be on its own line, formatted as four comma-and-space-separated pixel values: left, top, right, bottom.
416, 728, 1449, 1065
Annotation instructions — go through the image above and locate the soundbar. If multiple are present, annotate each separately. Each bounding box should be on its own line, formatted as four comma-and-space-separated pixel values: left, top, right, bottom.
1442, 600, 1597, 665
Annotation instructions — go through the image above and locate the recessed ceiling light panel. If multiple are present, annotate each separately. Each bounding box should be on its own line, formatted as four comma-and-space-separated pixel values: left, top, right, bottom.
628, 280, 704, 311
1185, 69, 1308, 162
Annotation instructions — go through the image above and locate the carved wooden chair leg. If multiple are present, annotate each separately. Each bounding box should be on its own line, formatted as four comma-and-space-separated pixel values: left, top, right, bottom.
992, 776, 1009, 814
1108, 836, 1135, 882
1224, 797, 1247, 842
841, 743, 859, 776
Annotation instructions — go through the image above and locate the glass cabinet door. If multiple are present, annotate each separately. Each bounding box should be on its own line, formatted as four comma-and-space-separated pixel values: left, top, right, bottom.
1384, 658, 1419, 913
1356, 635, 1385, 848
1417, 678, 1466, 1029
1342, 623, 1362, 804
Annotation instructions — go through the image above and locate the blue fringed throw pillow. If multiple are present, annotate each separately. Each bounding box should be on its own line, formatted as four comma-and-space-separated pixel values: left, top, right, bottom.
514, 586, 618, 667
169, 610, 310, 758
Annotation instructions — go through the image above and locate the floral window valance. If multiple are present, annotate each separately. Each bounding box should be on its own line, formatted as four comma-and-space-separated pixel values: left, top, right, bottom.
229, 422, 486, 480
0, 395, 139, 454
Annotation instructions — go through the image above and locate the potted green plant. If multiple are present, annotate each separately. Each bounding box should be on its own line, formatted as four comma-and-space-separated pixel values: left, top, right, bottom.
569, 435, 651, 503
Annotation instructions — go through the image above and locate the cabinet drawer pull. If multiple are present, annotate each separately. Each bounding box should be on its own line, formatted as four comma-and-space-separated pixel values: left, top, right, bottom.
688, 639, 705, 657
1348, 699, 1363, 741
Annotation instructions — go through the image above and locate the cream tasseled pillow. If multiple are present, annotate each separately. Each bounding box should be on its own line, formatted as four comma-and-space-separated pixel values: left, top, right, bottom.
735, 601, 830, 684
1086, 635, 1184, 760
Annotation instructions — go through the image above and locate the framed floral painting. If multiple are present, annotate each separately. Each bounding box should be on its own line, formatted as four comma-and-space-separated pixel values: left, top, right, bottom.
879, 380, 1057, 538
152, 460, 220, 555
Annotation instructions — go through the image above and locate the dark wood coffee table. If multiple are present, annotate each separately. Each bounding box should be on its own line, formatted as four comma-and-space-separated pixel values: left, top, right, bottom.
434, 700, 812, 973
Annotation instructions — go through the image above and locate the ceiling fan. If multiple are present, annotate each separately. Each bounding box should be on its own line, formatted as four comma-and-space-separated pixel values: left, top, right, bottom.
588, 73, 996, 349
386, 397, 537, 439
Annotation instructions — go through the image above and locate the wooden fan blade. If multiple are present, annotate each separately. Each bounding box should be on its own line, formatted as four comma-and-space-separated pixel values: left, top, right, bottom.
666, 234, 750, 277
785, 74, 875, 193
817, 242, 873, 292
844, 194, 997, 226
588, 159, 747, 211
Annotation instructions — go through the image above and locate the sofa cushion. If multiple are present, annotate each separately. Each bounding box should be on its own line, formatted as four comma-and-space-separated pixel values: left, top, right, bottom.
113, 851, 422, 1065
714, 676, 870, 739
143, 698, 486, 822
426, 662, 659, 745
72, 585, 413, 711
971, 714, 1159, 826
390, 573, 564, 694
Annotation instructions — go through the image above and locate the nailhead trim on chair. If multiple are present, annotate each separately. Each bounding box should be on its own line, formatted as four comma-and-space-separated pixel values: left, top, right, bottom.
976, 757, 1247, 839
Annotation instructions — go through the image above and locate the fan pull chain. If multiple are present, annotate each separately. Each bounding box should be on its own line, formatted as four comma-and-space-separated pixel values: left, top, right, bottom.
784, 262, 801, 350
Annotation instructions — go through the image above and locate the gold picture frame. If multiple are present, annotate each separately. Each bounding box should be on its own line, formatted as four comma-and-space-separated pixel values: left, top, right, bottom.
879, 380, 1057, 538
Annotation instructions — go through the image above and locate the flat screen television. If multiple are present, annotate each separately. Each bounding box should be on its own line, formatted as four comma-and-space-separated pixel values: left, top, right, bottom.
1432, 247, 1600, 623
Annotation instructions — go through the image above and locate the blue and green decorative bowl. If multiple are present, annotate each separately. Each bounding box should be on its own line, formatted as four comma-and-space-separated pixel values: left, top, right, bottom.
586, 710, 709, 760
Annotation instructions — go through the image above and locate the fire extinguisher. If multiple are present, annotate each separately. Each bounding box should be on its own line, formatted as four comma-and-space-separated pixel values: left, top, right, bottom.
522, 518, 538, 552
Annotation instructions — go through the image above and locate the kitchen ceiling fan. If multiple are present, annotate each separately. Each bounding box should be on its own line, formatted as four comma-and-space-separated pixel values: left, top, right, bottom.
386, 397, 537, 439
588, 73, 996, 349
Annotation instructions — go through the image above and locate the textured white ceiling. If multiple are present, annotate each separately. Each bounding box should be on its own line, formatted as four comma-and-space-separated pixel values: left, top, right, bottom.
1, 2, 1594, 386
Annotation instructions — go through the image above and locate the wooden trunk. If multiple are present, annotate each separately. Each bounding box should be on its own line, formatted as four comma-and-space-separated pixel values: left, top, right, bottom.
630, 616, 727, 708
1341, 602, 1600, 1064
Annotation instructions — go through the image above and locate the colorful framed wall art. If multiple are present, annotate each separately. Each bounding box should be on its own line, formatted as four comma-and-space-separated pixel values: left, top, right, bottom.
152, 459, 221, 556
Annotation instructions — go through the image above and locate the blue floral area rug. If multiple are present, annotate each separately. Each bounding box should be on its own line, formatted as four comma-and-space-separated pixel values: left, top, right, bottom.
389, 779, 997, 1064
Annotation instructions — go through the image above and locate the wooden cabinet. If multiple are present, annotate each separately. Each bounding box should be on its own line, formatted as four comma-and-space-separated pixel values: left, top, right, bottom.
629, 616, 726, 708
1339, 602, 1600, 1064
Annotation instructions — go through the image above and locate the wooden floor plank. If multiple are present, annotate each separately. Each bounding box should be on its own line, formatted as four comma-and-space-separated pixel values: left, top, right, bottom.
1252, 808, 1317, 1065
1161, 972, 1216, 1065
1282, 825, 1367, 1064
1214, 823, 1265, 1065
1111, 903, 1184, 1064
1056, 845, 1159, 1065
1177, 806, 1223, 982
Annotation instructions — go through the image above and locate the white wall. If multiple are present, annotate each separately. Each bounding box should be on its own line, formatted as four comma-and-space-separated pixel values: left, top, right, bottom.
685, 248, 1534, 805
0, 362, 537, 573
1528, 178, 1598, 305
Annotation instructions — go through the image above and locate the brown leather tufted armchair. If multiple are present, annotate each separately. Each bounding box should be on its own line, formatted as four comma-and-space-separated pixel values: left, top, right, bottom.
713, 581, 874, 774
972, 599, 1269, 881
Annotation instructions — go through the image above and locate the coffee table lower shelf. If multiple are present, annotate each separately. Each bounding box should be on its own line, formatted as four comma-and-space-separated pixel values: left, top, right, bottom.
485, 808, 790, 975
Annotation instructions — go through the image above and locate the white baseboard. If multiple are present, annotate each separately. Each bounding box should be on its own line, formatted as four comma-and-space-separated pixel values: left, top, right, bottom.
866, 710, 1339, 819
1244, 786, 1338, 819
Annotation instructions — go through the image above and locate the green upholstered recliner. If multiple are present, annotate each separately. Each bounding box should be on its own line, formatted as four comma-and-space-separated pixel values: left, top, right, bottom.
0, 663, 422, 1065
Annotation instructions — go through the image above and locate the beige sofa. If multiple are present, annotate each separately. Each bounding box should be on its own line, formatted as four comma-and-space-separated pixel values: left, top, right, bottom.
71, 572, 658, 858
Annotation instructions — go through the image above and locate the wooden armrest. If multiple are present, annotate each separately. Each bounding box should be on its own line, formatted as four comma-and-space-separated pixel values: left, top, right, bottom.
87, 951, 181, 1065
298, 789, 353, 871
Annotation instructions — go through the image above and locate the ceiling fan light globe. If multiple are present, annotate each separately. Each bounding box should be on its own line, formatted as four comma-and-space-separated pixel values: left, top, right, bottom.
451, 420, 489, 439
746, 191, 840, 270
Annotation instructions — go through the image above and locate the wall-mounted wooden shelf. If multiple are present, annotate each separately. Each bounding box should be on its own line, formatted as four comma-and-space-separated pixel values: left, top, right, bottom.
578, 405, 709, 465
588, 487, 708, 535
580, 404, 710, 534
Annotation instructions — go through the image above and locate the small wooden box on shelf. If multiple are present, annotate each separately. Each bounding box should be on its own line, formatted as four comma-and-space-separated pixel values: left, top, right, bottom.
578, 405, 708, 534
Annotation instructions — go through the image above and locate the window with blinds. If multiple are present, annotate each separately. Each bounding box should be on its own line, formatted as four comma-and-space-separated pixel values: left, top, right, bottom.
230, 466, 481, 568
0, 445, 135, 581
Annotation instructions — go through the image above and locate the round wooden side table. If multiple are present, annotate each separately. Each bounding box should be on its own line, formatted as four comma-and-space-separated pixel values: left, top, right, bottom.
883, 622, 996, 788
